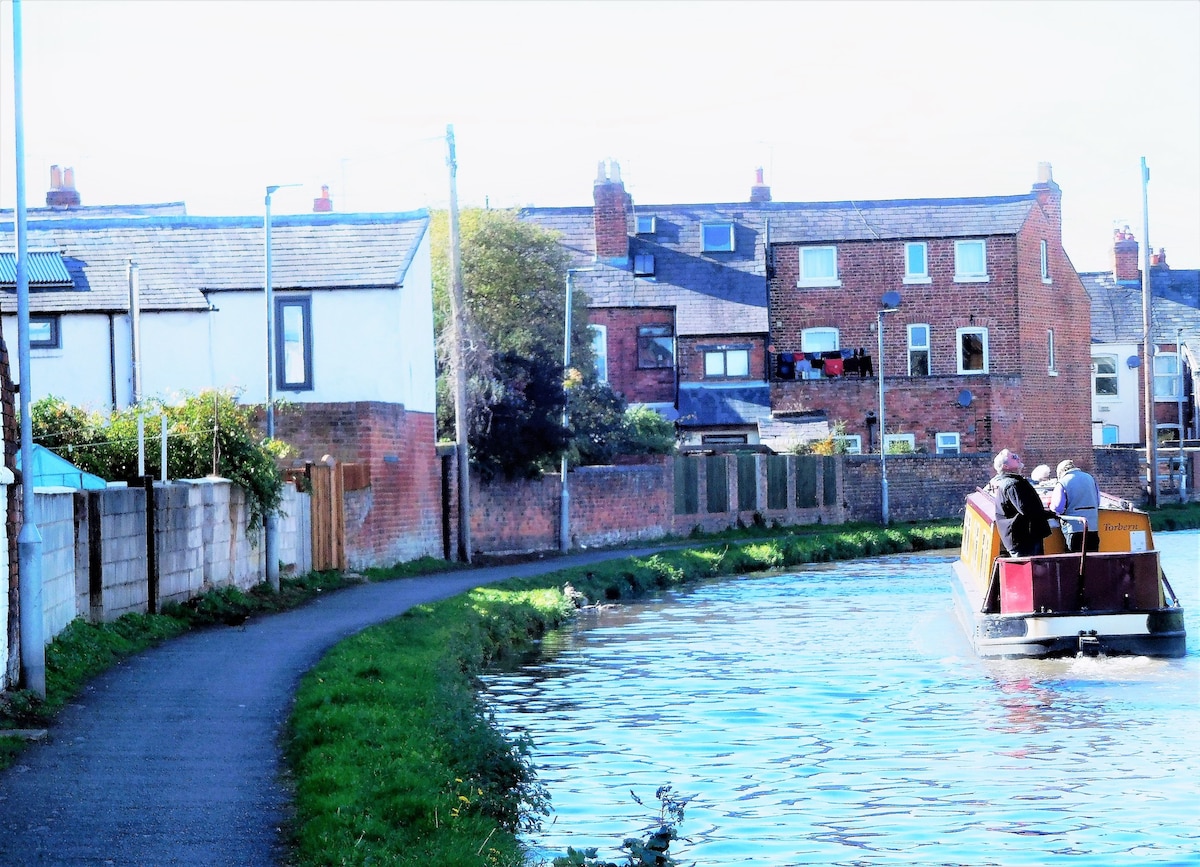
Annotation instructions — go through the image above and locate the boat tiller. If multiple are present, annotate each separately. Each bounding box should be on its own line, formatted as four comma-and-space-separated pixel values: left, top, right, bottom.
1078, 631, 1100, 656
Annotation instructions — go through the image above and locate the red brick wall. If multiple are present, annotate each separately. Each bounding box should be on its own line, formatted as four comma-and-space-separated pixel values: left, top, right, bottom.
677, 335, 768, 382
274, 402, 442, 568
589, 307, 677, 404
593, 179, 630, 262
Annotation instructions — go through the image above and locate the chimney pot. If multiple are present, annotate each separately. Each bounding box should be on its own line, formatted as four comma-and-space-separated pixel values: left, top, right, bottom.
1036, 161, 1053, 184
50, 164, 63, 189
313, 184, 333, 213
46, 164, 81, 208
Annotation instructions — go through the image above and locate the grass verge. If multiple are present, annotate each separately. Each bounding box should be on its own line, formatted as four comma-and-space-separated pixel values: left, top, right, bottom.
285, 521, 962, 866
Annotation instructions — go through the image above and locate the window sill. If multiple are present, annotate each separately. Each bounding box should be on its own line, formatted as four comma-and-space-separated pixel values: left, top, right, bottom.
1042, 278, 1053, 285
957, 369, 988, 375
954, 274, 990, 283
903, 276, 932, 284
796, 279, 843, 288
1048, 370, 1059, 376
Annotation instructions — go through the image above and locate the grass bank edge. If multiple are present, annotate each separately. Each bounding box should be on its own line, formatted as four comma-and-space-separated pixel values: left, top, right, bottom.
285, 521, 966, 867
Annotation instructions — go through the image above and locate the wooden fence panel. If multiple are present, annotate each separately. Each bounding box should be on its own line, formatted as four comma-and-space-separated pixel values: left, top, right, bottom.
309, 462, 346, 571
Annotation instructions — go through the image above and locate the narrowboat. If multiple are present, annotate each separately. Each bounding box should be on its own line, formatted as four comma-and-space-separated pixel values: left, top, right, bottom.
951, 488, 1186, 658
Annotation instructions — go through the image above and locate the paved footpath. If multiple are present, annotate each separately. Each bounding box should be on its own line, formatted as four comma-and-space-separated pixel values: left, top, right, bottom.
0, 547, 665, 866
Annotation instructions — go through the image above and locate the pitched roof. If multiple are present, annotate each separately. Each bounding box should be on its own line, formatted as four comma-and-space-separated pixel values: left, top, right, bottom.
677, 383, 771, 426
0, 211, 430, 315
1081, 268, 1200, 361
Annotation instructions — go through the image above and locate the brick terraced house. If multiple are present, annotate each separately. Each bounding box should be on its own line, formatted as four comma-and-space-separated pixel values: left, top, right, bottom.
522, 162, 1094, 467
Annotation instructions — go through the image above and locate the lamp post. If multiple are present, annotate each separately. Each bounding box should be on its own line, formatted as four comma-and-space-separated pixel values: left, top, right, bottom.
877, 291, 902, 525
560, 270, 576, 553
264, 183, 300, 591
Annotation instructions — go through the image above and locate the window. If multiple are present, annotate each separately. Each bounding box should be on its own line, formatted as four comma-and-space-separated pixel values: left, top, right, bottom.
590, 324, 608, 383
635, 215, 656, 235
801, 327, 839, 379
835, 434, 862, 455
704, 347, 750, 378
634, 254, 655, 277
908, 324, 930, 376
904, 242, 929, 283
275, 296, 313, 390
1101, 424, 1119, 445
1047, 329, 1057, 374
936, 432, 961, 455
637, 324, 674, 369
1154, 352, 1180, 399
1093, 355, 1118, 396
954, 239, 988, 281
883, 433, 915, 454
798, 246, 840, 287
957, 327, 988, 374
701, 222, 735, 252
1040, 239, 1051, 283
29, 315, 61, 349
702, 433, 748, 445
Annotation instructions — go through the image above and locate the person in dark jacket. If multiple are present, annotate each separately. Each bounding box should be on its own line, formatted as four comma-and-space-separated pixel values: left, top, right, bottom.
990, 449, 1052, 557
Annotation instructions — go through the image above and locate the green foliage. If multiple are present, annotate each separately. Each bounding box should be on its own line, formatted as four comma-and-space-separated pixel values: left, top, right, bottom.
552, 786, 692, 867
613, 405, 677, 457
30, 391, 288, 531
790, 420, 850, 456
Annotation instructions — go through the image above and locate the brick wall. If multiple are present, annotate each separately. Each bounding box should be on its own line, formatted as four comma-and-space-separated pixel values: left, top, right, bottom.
678, 335, 768, 382
589, 308, 677, 405
593, 176, 630, 262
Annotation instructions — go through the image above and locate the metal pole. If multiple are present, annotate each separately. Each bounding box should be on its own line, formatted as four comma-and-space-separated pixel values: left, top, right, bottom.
559, 271, 574, 552
13, 0, 46, 698
1140, 157, 1158, 507
877, 310, 889, 525
1177, 328, 1185, 441
447, 125, 472, 562
263, 185, 285, 590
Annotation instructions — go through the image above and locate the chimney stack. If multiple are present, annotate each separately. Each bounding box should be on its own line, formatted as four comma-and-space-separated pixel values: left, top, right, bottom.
1031, 161, 1060, 240
46, 164, 81, 209
749, 167, 772, 203
1151, 247, 1168, 270
593, 159, 631, 265
1112, 226, 1141, 283
313, 184, 333, 213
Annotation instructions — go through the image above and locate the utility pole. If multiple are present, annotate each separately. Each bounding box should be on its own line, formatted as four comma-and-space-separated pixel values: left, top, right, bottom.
559, 271, 574, 552
1140, 157, 1158, 508
446, 125, 472, 562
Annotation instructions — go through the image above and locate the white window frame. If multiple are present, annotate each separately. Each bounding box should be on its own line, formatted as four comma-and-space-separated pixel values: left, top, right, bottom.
936, 432, 961, 455
903, 241, 930, 284
1047, 329, 1057, 375
836, 434, 863, 455
908, 323, 930, 376
1093, 354, 1118, 397
957, 326, 989, 374
797, 245, 841, 288
701, 222, 735, 252
1154, 351, 1180, 400
634, 253, 655, 277
635, 215, 656, 235
800, 327, 839, 379
954, 239, 989, 282
1040, 239, 1052, 284
704, 347, 750, 378
590, 324, 608, 383
883, 433, 916, 454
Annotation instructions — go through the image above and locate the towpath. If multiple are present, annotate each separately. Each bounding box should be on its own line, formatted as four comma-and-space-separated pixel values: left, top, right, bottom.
0, 547, 666, 866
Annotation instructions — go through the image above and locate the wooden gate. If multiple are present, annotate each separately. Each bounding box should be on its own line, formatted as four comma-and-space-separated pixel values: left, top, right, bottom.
308, 461, 346, 571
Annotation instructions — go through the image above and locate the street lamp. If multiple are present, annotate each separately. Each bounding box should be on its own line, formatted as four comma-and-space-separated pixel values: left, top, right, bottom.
264, 183, 301, 591
877, 290, 902, 525
560, 270, 576, 553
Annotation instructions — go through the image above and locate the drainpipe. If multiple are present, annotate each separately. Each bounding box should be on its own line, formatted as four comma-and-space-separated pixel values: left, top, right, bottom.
108, 313, 118, 409
128, 259, 142, 405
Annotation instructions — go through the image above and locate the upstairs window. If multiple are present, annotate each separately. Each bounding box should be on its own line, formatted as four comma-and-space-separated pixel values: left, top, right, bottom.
1093, 355, 1118, 396
954, 239, 988, 282
634, 254, 655, 277
701, 222, 735, 252
635, 215, 656, 235
957, 326, 989, 374
904, 242, 929, 283
637, 324, 675, 369
908, 324, 930, 376
590, 324, 608, 383
1040, 239, 1052, 283
276, 296, 314, 391
1154, 352, 1180, 399
704, 347, 750, 378
798, 246, 840, 287
29, 315, 62, 349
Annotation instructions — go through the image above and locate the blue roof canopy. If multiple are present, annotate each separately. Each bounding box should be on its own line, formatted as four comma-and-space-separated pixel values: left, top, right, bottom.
15, 443, 108, 490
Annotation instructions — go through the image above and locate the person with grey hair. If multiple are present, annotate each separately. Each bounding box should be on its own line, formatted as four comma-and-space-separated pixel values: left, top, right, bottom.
1050, 459, 1101, 552
990, 449, 1053, 557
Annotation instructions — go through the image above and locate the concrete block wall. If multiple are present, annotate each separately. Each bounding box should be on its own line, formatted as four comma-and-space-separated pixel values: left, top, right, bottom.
34, 489, 78, 641
155, 482, 205, 608
96, 486, 150, 620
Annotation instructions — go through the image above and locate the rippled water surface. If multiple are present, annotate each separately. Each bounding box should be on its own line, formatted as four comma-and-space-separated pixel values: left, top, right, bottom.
481, 531, 1200, 866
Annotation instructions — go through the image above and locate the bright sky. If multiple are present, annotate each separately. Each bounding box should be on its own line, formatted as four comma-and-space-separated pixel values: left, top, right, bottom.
2, 0, 1198, 273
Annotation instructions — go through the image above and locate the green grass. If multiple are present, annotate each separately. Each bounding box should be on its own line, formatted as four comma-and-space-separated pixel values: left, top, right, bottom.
285, 521, 962, 866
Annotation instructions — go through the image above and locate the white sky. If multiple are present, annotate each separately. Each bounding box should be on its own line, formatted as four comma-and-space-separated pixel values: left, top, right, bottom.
2, 0, 1198, 273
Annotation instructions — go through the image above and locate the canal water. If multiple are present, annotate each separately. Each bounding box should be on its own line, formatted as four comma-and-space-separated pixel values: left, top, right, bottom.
481, 531, 1200, 866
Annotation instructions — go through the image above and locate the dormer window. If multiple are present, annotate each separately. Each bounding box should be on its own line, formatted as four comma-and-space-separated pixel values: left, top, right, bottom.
635, 215, 656, 235
701, 222, 735, 252
634, 254, 655, 277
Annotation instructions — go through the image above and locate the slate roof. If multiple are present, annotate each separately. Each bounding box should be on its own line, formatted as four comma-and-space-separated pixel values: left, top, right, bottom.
676, 383, 771, 426
520, 193, 1039, 338
0, 202, 189, 220
1081, 268, 1200, 368
0, 211, 430, 315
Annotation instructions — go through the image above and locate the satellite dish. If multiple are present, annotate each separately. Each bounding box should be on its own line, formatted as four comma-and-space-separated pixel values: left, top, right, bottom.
1126, 355, 1142, 369
957, 389, 974, 408
880, 290, 902, 310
